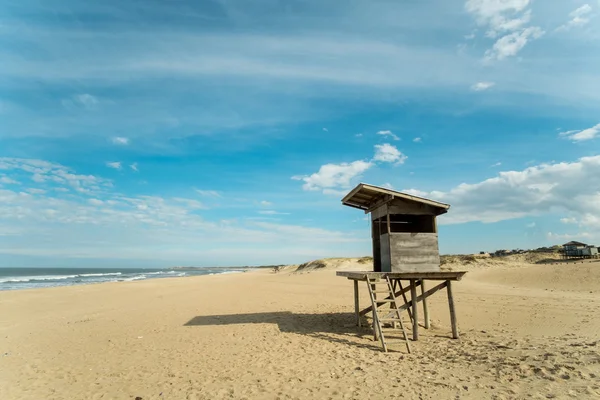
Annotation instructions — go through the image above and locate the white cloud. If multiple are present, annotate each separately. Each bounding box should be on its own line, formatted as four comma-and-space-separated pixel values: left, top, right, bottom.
292, 160, 372, 193
373, 143, 407, 165
381, 183, 394, 189
106, 162, 122, 170
465, 0, 532, 37
491, 161, 502, 167
413, 137, 422, 143
260, 200, 272, 207
112, 137, 129, 145
546, 231, 591, 241
409, 155, 600, 229
484, 27, 544, 61
526, 222, 536, 228
0, 176, 20, 185
293, 144, 408, 194
560, 217, 578, 224
0, 158, 111, 193
258, 210, 290, 215
0, 159, 365, 264
322, 127, 328, 132
130, 163, 139, 172
466, 0, 543, 61
355, 133, 363, 137
471, 81, 496, 91
26, 188, 46, 195
196, 190, 221, 197
557, 4, 593, 31
377, 130, 400, 141
62, 94, 99, 110
559, 123, 600, 142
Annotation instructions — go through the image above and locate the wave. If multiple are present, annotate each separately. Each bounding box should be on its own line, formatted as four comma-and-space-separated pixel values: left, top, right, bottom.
0, 275, 79, 283
79, 272, 122, 277
121, 275, 147, 281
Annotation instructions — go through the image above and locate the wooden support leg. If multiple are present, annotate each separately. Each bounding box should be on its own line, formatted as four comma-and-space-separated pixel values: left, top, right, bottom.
447, 280, 459, 339
371, 282, 378, 341
410, 279, 419, 341
421, 279, 430, 329
354, 280, 361, 327
398, 280, 413, 323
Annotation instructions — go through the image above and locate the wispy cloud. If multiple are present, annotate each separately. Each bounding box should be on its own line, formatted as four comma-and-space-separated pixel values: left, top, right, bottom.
0, 158, 365, 263
62, 94, 99, 110
471, 81, 495, 91
260, 200, 272, 207
258, 210, 290, 215
130, 163, 139, 172
106, 162, 122, 170
0, 176, 20, 185
465, 0, 533, 38
491, 161, 502, 167
413, 137, 422, 143
377, 130, 400, 141
557, 4, 593, 31
111, 137, 129, 145
465, 0, 544, 62
559, 123, 600, 142
196, 190, 221, 197
484, 27, 544, 62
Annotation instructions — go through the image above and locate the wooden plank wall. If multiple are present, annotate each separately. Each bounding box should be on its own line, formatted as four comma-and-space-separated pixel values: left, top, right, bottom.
388, 232, 440, 272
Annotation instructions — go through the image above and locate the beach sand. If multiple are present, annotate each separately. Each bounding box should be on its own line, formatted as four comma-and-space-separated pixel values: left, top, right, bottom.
1, 258, 600, 399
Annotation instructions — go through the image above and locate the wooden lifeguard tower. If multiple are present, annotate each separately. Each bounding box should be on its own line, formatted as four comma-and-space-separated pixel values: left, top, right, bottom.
336, 183, 466, 353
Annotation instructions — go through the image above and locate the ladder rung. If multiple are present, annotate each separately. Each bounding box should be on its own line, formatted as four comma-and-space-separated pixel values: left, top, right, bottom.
379, 317, 402, 322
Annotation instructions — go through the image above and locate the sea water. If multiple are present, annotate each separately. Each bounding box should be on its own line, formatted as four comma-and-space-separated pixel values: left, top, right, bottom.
0, 267, 244, 291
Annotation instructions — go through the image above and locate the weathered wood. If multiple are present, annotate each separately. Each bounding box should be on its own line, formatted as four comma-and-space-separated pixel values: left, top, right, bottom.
395, 281, 448, 313
387, 233, 441, 273
410, 280, 419, 341
386, 207, 391, 234
387, 202, 438, 216
447, 280, 459, 339
366, 280, 386, 350
421, 279, 430, 329
337, 271, 466, 281
386, 276, 411, 354
397, 279, 413, 322
354, 280, 360, 327
371, 282, 378, 342
359, 280, 422, 316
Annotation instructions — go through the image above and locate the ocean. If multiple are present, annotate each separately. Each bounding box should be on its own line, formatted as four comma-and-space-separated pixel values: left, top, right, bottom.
0, 267, 246, 291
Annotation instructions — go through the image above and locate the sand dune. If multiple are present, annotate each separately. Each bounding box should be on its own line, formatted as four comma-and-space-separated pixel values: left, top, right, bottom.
1, 256, 599, 399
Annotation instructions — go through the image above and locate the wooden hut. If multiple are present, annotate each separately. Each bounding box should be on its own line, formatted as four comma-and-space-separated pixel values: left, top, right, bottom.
342, 183, 449, 273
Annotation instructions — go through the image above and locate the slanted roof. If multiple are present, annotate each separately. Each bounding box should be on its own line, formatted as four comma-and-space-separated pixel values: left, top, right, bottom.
341, 183, 450, 215
563, 241, 587, 247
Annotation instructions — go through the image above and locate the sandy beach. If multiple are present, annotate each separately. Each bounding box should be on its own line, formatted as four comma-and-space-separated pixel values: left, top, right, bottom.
1, 257, 600, 399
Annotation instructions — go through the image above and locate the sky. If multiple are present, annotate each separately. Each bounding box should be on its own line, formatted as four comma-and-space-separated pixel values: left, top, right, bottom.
1, 0, 600, 268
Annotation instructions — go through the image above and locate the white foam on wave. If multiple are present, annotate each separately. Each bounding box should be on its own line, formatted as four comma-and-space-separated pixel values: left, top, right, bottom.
0, 275, 79, 283
208, 270, 243, 276
79, 272, 122, 277
121, 275, 147, 282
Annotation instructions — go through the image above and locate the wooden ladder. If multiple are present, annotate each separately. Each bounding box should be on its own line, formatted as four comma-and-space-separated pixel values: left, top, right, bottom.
366, 276, 412, 353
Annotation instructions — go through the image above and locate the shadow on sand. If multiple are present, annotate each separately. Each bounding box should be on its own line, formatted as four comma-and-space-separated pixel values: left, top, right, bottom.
184, 312, 386, 351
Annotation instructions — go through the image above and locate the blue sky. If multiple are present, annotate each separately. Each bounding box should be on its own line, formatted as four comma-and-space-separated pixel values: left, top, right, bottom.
1, 0, 600, 267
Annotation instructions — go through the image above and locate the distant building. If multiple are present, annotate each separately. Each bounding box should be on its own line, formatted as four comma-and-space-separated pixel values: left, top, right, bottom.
562, 241, 599, 259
